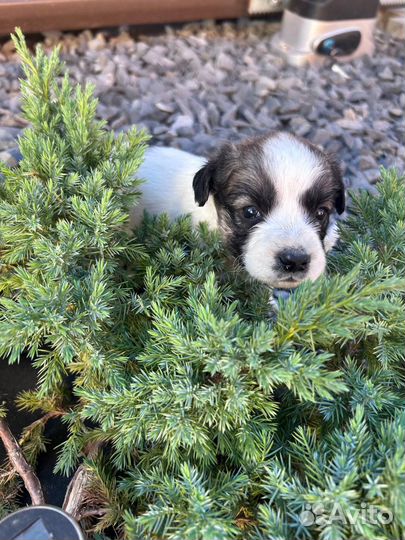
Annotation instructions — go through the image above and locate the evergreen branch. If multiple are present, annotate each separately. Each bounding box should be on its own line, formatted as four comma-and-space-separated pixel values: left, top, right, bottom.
2, 28, 405, 540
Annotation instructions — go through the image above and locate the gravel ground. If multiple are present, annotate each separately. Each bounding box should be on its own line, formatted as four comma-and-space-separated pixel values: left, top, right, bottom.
0, 20, 404, 192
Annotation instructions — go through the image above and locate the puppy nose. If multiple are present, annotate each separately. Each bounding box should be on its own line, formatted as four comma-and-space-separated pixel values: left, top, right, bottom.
278, 249, 310, 273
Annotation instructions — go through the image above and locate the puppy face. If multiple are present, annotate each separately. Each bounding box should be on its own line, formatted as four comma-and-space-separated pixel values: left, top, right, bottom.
193, 132, 345, 289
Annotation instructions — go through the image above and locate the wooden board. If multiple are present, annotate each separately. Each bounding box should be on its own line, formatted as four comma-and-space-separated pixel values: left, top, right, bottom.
0, 0, 248, 36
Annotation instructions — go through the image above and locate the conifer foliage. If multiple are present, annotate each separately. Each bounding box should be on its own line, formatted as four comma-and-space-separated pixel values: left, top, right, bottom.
1, 31, 405, 540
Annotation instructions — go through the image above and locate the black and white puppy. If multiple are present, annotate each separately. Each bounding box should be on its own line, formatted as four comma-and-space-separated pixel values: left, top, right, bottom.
130, 132, 345, 289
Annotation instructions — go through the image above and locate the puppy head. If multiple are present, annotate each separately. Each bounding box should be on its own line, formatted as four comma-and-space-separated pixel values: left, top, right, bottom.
193, 132, 345, 289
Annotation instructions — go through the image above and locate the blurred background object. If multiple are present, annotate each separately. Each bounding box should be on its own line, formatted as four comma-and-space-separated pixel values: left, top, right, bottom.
0, 0, 255, 36
247, 0, 285, 14
273, 0, 381, 65
0, 0, 313, 37
0, 0, 404, 48
379, 0, 405, 38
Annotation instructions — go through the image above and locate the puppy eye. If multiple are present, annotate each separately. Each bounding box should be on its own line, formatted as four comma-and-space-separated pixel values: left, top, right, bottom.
243, 206, 261, 220
315, 207, 329, 220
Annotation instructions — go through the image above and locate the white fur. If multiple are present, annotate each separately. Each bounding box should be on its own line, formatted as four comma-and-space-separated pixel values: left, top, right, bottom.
130, 147, 217, 229
243, 134, 333, 288
242, 209, 327, 288
262, 133, 326, 201
323, 220, 339, 253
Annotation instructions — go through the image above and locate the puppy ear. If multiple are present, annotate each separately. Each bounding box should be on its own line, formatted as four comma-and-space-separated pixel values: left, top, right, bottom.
193, 143, 236, 207
336, 186, 346, 215
193, 160, 216, 207
328, 155, 345, 214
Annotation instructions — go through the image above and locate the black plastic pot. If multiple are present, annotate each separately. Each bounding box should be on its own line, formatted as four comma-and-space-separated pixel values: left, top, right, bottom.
0, 505, 84, 540
0, 356, 71, 506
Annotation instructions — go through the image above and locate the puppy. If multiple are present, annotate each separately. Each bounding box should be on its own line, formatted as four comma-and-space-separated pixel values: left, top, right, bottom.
130, 132, 345, 289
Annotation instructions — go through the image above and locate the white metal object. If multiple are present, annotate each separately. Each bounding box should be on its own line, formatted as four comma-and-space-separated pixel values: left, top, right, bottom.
272, 9, 377, 66
248, 0, 284, 14
379, 0, 405, 6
